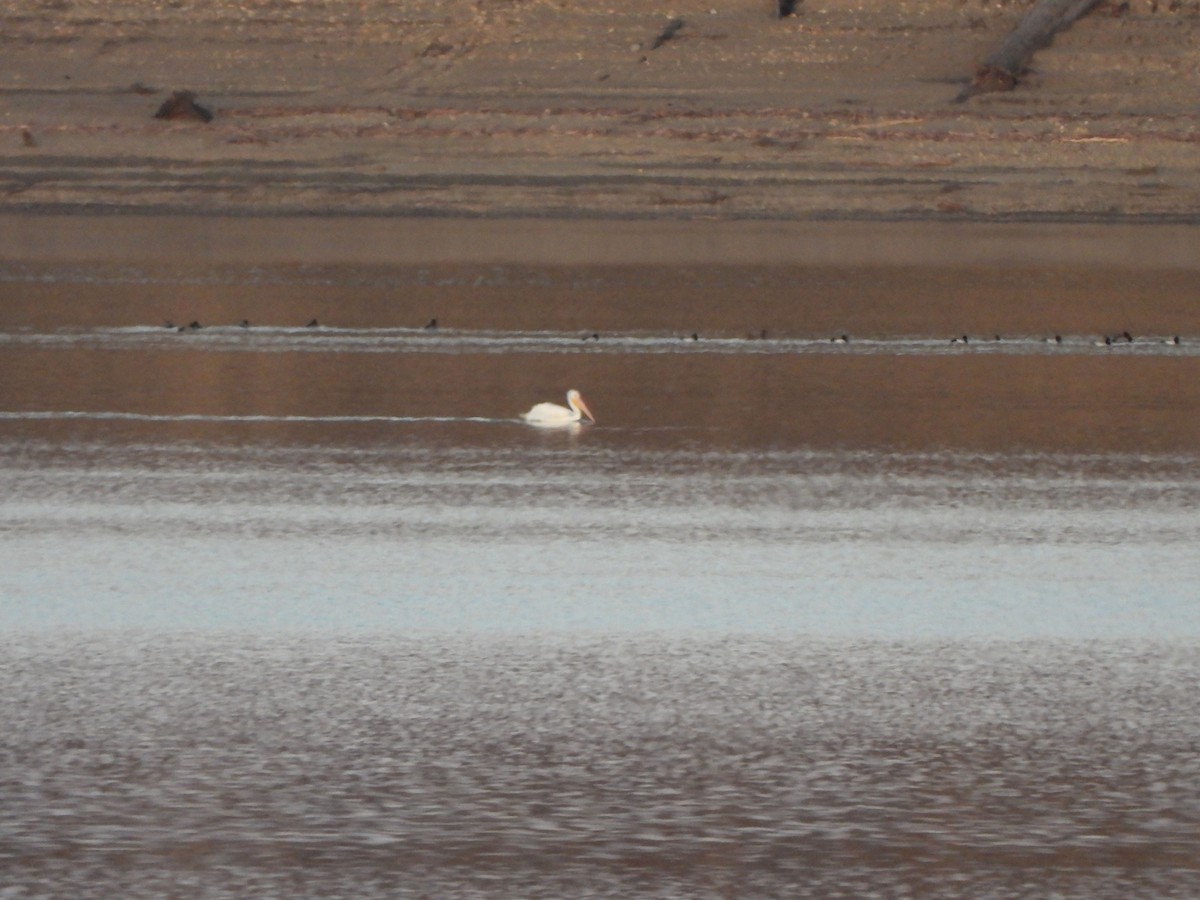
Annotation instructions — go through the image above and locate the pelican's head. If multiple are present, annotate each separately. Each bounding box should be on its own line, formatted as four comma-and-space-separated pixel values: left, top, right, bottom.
566, 389, 596, 424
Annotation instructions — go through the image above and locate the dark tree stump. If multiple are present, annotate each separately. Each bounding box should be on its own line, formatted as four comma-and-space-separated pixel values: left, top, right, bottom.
955, 0, 1103, 102
153, 91, 214, 122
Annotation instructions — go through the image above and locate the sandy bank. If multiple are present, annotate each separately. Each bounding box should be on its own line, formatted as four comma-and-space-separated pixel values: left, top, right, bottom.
2, 0, 1199, 220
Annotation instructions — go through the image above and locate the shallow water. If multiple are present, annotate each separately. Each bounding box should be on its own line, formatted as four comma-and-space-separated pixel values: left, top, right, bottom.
2, 220, 1200, 896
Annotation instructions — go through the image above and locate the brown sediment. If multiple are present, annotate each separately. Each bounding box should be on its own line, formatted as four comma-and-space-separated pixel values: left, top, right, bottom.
0, 0, 1197, 220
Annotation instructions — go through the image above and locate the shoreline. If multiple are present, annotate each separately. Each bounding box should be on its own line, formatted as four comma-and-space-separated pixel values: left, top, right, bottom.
3, 1, 1199, 221
5, 204, 1200, 226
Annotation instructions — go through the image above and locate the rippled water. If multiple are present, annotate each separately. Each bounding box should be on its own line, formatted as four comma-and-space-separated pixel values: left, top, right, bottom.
3, 435, 1199, 898
3, 221, 1200, 896
3, 635, 1199, 898
2, 439, 1199, 638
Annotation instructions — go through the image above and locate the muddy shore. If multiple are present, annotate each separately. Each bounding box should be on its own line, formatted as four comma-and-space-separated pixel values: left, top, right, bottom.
2, 0, 1199, 220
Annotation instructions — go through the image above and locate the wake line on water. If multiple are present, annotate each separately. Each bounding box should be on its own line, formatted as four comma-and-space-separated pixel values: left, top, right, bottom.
2, 328, 1194, 357
0, 411, 510, 424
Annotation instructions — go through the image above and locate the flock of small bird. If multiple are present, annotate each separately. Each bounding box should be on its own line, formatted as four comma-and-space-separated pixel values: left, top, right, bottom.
159, 318, 1184, 348
163, 317, 439, 332
830, 331, 1184, 347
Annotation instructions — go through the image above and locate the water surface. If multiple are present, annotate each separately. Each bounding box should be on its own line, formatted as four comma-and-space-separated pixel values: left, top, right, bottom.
2, 219, 1199, 897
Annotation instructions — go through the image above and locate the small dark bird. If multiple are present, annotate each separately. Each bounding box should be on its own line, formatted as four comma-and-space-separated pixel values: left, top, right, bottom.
1122, 331, 1134, 343
306, 318, 319, 328
691, 332, 699, 341
424, 318, 438, 330
20, 128, 36, 148
778, 0, 798, 17
239, 319, 250, 328
188, 321, 202, 330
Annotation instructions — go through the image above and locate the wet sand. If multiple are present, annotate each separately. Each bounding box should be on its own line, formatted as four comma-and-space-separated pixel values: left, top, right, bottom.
3, 0, 1200, 219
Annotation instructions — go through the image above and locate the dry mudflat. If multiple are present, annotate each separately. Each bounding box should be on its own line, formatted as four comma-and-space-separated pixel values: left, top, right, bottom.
2, 0, 1199, 220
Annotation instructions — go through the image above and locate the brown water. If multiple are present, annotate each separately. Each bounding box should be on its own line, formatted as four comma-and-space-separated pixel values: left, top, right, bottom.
2, 217, 1199, 897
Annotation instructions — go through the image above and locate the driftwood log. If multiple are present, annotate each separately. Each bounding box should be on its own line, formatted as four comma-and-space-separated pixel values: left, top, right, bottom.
955, 0, 1103, 102
650, 18, 685, 50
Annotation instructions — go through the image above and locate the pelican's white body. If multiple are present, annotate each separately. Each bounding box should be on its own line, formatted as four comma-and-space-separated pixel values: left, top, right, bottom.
521, 389, 596, 428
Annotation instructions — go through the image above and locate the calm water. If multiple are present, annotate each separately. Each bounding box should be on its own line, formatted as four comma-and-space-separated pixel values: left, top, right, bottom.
3, 220, 1200, 896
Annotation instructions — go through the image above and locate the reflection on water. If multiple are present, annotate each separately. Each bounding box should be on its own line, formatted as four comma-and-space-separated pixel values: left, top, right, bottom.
2, 439, 1199, 638
3, 231, 1200, 897
2, 634, 1199, 898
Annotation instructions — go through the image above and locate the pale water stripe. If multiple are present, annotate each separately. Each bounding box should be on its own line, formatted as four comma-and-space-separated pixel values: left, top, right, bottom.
0, 411, 509, 424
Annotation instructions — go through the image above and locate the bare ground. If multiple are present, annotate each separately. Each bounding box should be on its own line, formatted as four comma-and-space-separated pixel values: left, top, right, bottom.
2, 0, 1199, 220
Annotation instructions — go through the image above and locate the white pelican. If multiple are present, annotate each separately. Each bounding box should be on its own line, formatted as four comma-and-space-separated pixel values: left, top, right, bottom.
521, 389, 596, 428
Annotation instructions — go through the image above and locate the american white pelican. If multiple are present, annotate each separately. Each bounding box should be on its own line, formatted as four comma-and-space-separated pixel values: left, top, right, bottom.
521, 389, 596, 428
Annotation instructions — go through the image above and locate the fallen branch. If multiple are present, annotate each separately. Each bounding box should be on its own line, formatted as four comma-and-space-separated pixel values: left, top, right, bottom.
650, 17, 685, 50
954, 0, 1103, 102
